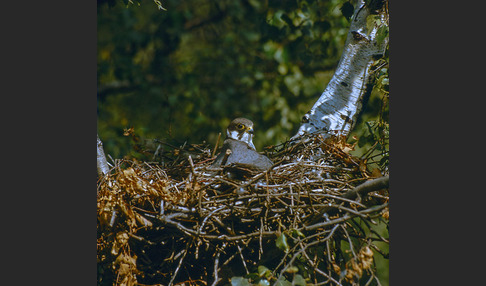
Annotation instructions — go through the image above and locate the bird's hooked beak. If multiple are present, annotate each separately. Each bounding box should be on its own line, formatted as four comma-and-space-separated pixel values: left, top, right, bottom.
247, 126, 254, 135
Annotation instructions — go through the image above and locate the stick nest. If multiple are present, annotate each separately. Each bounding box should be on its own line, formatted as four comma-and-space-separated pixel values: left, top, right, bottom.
97, 134, 389, 286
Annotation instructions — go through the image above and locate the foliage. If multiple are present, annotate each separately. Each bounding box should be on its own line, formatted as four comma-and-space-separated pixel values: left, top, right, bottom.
348, 57, 389, 172
97, 0, 356, 158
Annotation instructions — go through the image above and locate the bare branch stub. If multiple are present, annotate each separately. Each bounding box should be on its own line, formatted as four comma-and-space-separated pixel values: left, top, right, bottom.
97, 133, 111, 178
97, 133, 389, 285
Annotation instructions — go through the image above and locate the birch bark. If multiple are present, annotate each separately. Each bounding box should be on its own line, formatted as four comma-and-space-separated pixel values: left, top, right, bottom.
292, 0, 388, 140
97, 133, 110, 177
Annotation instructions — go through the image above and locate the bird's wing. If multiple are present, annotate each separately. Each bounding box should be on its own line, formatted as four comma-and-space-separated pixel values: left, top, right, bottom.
212, 139, 273, 171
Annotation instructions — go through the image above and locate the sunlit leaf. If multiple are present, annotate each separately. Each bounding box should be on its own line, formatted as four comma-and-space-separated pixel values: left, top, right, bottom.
291, 229, 305, 238
293, 274, 307, 286
231, 277, 251, 286
275, 277, 292, 286
285, 266, 299, 274
376, 25, 389, 46
258, 265, 272, 278
276, 233, 289, 253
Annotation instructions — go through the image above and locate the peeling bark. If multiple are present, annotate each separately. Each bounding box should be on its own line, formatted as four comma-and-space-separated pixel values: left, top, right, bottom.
97, 133, 110, 177
292, 0, 388, 140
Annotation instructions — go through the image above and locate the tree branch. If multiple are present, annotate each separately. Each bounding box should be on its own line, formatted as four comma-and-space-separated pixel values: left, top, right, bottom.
342, 175, 389, 200
97, 133, 110, 177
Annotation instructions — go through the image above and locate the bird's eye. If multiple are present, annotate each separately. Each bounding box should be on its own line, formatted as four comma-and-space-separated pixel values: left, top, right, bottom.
237, 124, 244, 129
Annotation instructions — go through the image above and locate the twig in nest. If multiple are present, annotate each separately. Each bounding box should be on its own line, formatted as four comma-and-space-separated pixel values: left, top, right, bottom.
212, 132, 221, 158
304, 203, 388, 231
211, 242, 227, 286
342, 176, 389, 200
275, 224, 341, 283
188, 155, 196, 176
259, 217, 264, 260
237, 243, 249, 274
199, 206, 227, 235
221, 149, 232, 166
168, 241, 191, 286
310, 176, 389, 224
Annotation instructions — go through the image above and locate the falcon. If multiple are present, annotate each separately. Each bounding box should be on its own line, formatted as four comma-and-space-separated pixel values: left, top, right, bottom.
211, 118, 273, 172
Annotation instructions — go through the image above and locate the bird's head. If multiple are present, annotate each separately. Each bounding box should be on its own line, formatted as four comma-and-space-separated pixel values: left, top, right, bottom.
226, 117, 256, 150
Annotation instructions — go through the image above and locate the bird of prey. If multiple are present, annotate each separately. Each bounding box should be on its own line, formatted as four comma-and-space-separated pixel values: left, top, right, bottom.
211, 118, 273, 173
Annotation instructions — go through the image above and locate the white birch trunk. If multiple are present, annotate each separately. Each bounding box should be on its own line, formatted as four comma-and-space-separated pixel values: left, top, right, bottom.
292, 0, 388, 140
97, 133, 111, 177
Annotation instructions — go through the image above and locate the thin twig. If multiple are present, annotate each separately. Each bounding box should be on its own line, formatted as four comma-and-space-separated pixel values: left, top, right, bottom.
211, 242, 226, 286
341, 224, 357, 258
304, 203, 388, 231
168, 241, 191, 286
212, 132, 222, 158
275, 224, 340, 284
236, 243, 249, 274
310, 176, 389, 223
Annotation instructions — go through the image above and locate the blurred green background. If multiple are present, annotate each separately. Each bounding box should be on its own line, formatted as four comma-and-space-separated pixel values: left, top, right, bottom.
96, 0, 384, 159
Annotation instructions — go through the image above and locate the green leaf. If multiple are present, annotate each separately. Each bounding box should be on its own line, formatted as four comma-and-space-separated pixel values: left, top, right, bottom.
275, 277, 292, 286
231, 277, 251, 286
276, 233, 289, 253
293, 274, 307, 286
376, 25, 389, 46
366, 15, 381, 33
285, 266, 299, 273
291, 229, 305, 238
258, 265, 272, 278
